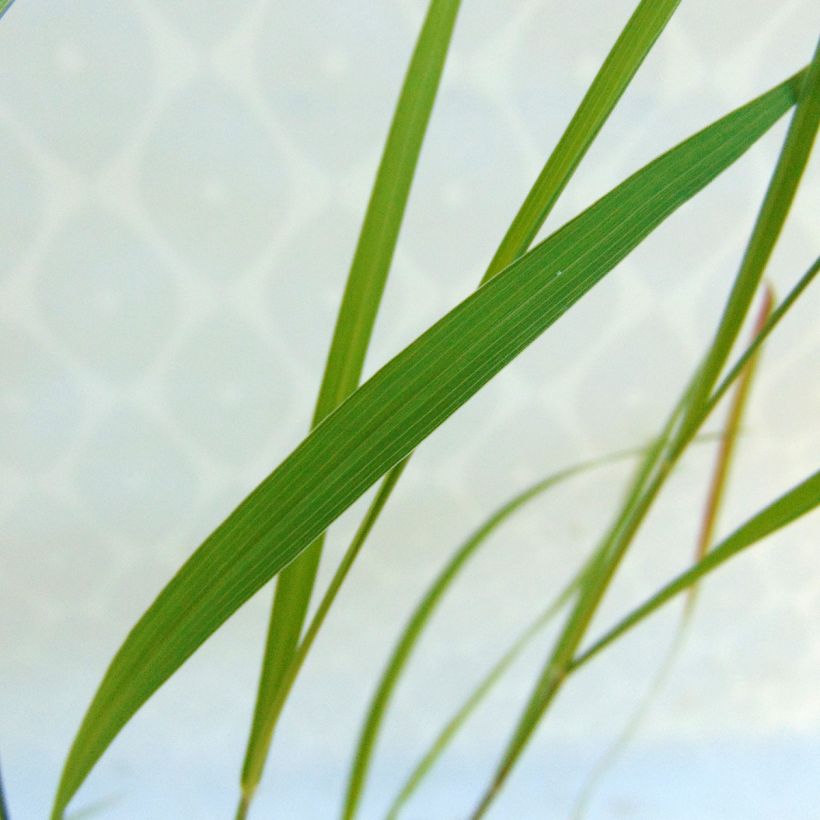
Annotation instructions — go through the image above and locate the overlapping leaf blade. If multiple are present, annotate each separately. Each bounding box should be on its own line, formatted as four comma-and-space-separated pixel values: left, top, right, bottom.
241, 1, 463, 810
52, 71, 803, 818
572, 469, 820, 670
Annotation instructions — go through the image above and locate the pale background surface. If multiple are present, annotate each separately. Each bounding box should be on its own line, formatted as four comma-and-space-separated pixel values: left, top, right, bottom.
1, 1, 819, 818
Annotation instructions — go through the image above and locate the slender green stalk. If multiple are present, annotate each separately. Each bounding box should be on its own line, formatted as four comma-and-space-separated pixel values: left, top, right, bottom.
387, 567, 584, 820
244, 3, 685, 811
0, 0, 15, 21
571, 469, 820, 670
52, 69, 805, 818
571, 288, 772, 818
704, 257, 819, 418
239, 2, 462, 812
344, 447, 650, 818
471, 44, 820, 817
486, 0, 682, 278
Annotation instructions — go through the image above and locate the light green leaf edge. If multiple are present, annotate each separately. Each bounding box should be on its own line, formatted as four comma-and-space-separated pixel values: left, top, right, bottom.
52, 71, 802, 818
241, 0, 463, 811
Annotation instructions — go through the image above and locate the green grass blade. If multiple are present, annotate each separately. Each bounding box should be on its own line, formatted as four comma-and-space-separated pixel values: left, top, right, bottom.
470, 50, 819, 816
0, 0, 15, 21
52, 72, 802, 818
705, 257, 819, 417
485, 0, 681, 280
571, 290, 771, 818
344, 447, 647, 819
680, 39, 820, 421
388, 568, 583, 820
571, 469, 820, 671
306, 0, 686, 704
240, 0, 462, 810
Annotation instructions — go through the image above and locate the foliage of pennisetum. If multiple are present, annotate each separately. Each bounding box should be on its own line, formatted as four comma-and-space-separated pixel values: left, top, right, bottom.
1, 1, 817, 818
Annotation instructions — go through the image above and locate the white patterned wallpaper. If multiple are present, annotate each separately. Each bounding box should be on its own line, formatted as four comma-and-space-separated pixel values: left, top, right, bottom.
1, 1, 819, 818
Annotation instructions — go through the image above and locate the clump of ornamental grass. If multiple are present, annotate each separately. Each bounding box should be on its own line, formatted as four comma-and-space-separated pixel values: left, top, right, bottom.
1, 1, 817, 818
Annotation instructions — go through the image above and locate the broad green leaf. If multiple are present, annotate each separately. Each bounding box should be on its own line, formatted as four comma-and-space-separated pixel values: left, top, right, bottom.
344, 448, 646, 819
470, 45, 819, 818
486, 0, 682, 279
53, 71, 803, 818
241, 0, 463, 811
251, 10, 688, 803
571, 469, 820, 670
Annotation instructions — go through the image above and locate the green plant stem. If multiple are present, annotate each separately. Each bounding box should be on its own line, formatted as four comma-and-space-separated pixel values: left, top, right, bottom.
486, 0, 681, 278
239, 1, 462, 811
387, 566, 584, 820
571, 287, 772, 818
470, 44, 820, 818
570, 468, 820, 670
344, 447, 653, 818
242, 3, 686, 812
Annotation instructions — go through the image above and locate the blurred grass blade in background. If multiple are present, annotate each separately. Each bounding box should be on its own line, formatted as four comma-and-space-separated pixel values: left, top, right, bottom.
571, 288, 772, 818
52, 71, 803, 818
343, 447, 648, 818
239, 1, 462, 815
471, 44, 819, 818
571, 469, 820, 670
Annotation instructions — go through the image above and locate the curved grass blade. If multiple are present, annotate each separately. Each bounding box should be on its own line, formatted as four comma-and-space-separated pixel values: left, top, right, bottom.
52, 72, 803, 818
344, 448, 647, 819
0, 0, 15, 22
571, 469, 820, 671
242, 10, 689, 804
486, 0, 681, 279
571, 288, 771, 818
388, 568, 583, 820
470, 49, 819, 817
240, 1, 463, 813
380, 437, 720, 818
704, 257, 819, 417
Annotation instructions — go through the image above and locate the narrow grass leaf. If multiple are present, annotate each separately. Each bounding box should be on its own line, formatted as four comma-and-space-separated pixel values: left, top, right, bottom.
572, 469, 820, 670
571, 289, 772, 818
241, 1, 462, 811
470, 50, 819, 816
486, 0, 682, 278
314, 0, 686, 702
388, 570, 582, 820
53, 72, 802, 818
344, 448, 647, 819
